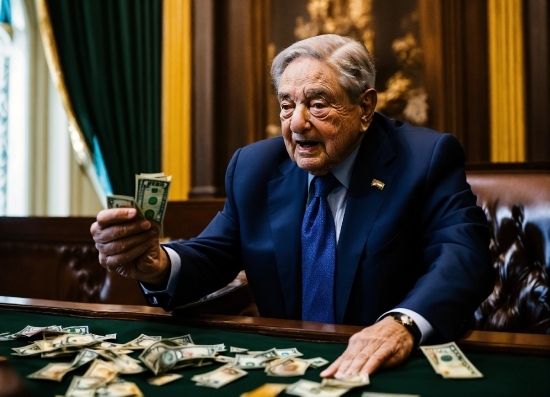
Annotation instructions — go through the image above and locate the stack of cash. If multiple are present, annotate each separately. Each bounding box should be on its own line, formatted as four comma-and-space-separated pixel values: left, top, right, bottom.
107, 172, 171, 226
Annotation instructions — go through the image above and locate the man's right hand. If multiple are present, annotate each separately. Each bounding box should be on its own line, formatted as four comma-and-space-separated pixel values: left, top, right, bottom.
90, 208, 170, 286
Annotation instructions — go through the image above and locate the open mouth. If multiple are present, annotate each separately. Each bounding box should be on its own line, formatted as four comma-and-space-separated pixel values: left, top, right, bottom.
297, 141, 319, 148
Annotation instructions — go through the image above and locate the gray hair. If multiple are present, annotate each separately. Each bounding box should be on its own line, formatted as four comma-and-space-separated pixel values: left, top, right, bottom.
270, 34, 376, 103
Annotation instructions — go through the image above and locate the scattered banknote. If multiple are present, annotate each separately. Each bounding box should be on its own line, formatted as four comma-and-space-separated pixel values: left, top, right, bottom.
147, 373, 183, 386
95, 380, 143, 397
286, 379, 349, 397
139, 341, 219, 375
234, 353, 274, 369
122, 334, 162, 350
231, 346, 249, 353
1, 325, 63, 341
305, 357, 330, 368
265, 357, 310, 377
64, 376, 106, 397
322, 373, 370, 388
27, 349, 98, 381
12, 322, 336, 393
420, 342, 483, 378
192, 363, 247, 388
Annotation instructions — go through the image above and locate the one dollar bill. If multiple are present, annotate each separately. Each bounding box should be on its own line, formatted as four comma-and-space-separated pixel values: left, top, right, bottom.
420, 342, 483, 378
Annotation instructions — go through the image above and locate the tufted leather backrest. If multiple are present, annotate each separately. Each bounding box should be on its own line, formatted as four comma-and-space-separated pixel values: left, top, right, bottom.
467, 169, 550, 334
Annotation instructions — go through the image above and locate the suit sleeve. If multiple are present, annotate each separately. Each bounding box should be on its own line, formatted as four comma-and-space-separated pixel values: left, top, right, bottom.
398, 134, 494, 341
159, 149, 245, 310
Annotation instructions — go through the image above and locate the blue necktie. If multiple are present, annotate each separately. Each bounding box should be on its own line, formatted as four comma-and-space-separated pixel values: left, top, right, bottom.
302, 173, 340, 323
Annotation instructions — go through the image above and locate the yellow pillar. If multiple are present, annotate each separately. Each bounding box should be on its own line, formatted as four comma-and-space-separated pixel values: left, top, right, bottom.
162, 0, 192, 199
488, 0, 526, 162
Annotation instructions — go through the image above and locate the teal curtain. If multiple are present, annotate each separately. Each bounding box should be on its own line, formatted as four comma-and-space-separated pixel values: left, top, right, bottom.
46, 0, 162, 196
0, 0, 10, 23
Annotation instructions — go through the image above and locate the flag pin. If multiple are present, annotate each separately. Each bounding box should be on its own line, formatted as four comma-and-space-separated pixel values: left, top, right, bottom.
371, 179, 385, 190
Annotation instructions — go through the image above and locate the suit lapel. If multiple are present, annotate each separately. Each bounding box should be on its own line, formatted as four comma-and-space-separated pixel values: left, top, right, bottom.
335, 117, 397, 323
268, 158, 308, 319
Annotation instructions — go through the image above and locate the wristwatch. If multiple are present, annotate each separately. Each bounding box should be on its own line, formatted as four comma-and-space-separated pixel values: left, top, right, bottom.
386, 312, 421, 346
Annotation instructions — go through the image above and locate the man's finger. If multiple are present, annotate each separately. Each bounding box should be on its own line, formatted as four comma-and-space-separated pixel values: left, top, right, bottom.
95, 228, 157, 257
96, 208, 138, 227
355, 345, 393, 375
320, 355, 344, 378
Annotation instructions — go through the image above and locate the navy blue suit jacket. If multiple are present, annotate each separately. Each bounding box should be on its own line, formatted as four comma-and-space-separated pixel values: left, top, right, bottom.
165, 113, 494, 342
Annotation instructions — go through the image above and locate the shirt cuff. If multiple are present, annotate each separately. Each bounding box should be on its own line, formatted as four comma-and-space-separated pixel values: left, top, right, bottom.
378, 308, 434, 345
139, 246, 182, 297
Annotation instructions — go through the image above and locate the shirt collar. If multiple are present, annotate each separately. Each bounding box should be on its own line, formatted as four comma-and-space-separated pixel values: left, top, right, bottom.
307, 143, 361, 190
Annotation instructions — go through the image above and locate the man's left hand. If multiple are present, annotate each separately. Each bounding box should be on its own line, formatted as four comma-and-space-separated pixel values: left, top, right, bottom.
320, 316, 415, 377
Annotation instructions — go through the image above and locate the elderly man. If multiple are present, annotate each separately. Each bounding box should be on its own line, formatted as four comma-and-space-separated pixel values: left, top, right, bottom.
91, 34, 494, 377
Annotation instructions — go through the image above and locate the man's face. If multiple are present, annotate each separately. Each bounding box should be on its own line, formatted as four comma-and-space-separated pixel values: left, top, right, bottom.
278, 57, 375, 176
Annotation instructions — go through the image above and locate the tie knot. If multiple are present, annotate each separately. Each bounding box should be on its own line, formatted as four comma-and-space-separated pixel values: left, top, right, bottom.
312, 173, 340, 198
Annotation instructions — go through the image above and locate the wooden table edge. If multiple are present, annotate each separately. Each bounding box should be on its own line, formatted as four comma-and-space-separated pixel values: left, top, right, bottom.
1, 296, 548, 356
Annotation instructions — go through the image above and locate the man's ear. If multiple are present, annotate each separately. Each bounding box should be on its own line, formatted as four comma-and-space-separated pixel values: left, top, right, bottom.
360, 88, 377, 131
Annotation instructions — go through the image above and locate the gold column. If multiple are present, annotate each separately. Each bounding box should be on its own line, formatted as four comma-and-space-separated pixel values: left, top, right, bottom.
162, 0, 192, 199
488, 0, 526, 162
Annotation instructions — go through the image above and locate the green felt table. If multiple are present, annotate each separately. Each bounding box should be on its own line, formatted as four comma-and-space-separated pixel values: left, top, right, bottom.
0, 298, 549, 397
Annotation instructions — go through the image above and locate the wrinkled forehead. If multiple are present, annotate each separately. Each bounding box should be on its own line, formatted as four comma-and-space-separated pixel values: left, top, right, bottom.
277, 57, 342, 99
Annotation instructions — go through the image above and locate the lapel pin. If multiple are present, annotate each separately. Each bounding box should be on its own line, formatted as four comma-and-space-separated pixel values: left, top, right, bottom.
371, 179, 385, 190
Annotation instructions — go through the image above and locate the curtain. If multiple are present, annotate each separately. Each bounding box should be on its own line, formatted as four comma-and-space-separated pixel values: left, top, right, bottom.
45, 0, 162, 196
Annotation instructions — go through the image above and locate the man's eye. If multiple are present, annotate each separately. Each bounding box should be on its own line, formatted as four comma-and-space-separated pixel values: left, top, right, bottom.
280, 103, 295, 114
312, 103, 325, 109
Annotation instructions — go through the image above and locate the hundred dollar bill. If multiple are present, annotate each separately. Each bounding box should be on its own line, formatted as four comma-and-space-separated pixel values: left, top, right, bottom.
135, 175, 171, 225
420, 342, 483, 378
192, 363, 247, 389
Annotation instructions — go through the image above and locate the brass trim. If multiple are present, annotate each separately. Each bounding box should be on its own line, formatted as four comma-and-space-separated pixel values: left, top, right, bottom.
0, 22, 13, 39
488, 0, 526, 162
162, 0, 192, 200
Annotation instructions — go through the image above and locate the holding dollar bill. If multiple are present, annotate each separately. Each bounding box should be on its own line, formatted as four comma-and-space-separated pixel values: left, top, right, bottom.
107, 173, 171, 227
